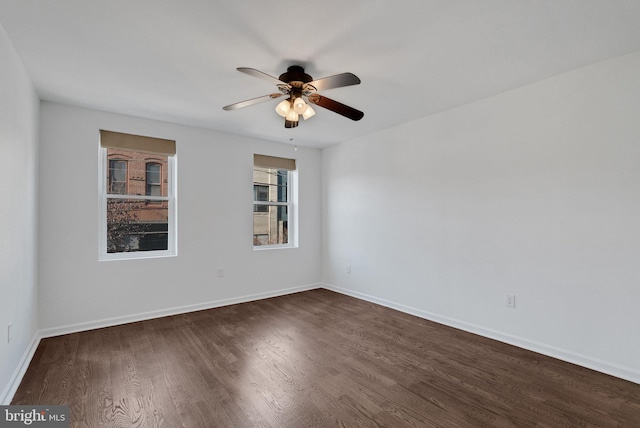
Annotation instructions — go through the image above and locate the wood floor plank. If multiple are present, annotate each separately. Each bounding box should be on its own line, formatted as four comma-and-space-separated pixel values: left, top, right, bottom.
11, 289, 640, 427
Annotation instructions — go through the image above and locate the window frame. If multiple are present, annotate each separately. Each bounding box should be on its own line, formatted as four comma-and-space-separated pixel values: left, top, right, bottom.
253, 165, 297, 250
98, 144, 177, 261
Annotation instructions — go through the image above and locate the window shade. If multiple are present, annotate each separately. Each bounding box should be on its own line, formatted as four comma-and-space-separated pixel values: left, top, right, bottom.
100, 130, 176, 155
254, 154, 296, 170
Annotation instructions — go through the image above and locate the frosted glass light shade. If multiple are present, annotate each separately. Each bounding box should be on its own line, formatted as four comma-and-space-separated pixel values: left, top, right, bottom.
302, 105, 316, 120
275, 99, 291, 117
293, 97, 307, 114
285, 109, 299, 121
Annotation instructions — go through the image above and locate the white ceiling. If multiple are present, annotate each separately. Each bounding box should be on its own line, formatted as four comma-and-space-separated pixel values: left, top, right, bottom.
1, 1, 640, 148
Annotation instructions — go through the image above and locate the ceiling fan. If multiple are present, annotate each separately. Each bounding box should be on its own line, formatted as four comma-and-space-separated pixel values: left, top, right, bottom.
223, 65, 364, 128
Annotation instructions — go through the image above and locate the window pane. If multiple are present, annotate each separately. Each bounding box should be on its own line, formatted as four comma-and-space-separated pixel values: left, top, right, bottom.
276, 170, 288, 203
107, 148, 168, 197
106, 198, 168, 252
253, 204, 288, 246
253, 167, 288, 203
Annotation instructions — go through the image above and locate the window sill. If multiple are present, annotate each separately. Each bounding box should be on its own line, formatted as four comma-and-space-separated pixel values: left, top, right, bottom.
253, 244, 297, 251
99, 250, 177, 262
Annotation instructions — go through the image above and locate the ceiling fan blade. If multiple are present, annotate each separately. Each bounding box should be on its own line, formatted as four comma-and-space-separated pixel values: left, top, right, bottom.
223, 93, 286, 111
237, 67, 287, 86
307, 72, 361, 92
307, 94, 364, 121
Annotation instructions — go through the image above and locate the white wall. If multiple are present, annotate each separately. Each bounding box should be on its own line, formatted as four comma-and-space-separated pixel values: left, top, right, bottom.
38, 102, 322, 333
322, 52, 640, 383
0, 25, 39, 403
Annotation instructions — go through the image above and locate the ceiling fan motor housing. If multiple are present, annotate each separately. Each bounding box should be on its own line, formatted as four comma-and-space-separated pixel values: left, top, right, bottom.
278, 65, 313, 85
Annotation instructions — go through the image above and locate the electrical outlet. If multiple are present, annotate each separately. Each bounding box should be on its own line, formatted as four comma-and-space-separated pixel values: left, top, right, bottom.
217, 267, 224, 278
506, 294, 516, 308
7, 323, 12, 343
346, 265, 351, 274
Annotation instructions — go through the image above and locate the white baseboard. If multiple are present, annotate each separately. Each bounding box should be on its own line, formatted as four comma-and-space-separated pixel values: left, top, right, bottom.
323, 283, 640, 385
2, 283, 321, 404
1, 333, 41, 405
5, 281, 636, 406
40, 283, 322, 338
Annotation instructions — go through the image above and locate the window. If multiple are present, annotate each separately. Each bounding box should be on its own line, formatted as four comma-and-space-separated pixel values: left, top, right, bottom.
253, 185, 269, 212
145, 162, 162, 196
99, 130, 177, 260
108, 159, 127, 194
253, 154, 297, 248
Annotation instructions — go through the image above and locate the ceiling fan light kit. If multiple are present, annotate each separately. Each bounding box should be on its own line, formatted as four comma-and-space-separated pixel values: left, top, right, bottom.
275, 96, 315, 120
223, 65, 363, 128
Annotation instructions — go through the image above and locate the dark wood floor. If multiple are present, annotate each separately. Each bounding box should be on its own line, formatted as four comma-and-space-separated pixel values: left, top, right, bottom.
12, 289, 640, 427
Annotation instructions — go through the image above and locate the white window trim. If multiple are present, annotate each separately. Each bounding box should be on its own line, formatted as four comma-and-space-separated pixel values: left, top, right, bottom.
98, 146, 177, 261
253, 168, 298, 250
